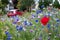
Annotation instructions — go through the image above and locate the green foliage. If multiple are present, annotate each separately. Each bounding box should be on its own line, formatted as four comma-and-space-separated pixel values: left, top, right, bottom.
17, 0, 35, 12
39, 0, 53, 8
1, 0, 9, 5
0, 0, 8, 8
0, 0, 8, 15
0, 1, 4, 9
0, 10, 60, 40
19, 0, 34, 7
53, 0, 60, 8
13, 0, 18, 9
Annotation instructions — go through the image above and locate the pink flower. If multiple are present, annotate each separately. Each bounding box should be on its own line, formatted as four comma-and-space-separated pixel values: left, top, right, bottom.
38, 16, 40, 18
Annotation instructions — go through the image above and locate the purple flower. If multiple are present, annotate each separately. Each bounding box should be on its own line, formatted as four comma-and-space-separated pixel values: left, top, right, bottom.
48, 12, 50, 16
30, 29, 34, 32
13, 22, 17, 24
14, 16, 19, 22
32, 14, 36, 18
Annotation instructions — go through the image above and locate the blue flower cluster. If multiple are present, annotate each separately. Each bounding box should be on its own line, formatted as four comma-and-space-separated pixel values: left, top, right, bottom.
36, 10, 42, 14
5, 31, 12, 40
47, 24, 51, 30
16, 25, 23, 31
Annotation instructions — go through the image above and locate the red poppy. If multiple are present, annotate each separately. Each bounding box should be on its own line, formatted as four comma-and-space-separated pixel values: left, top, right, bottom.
40, 16, 50, 26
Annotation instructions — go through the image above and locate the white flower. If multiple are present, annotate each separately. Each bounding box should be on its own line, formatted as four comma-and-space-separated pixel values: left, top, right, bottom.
49, 33, 52, 35
39, 13, 43, 16
23, 27, 26, 31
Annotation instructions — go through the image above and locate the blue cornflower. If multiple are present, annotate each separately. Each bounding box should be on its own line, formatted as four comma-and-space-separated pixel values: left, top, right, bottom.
35, 20, 38, 23
5, 31, 9, 35
16, 25, 19, 30
19, 26, 23, 31
32, 14, 35, 18
5, 31, 12, 40
47, 24, 51, 30
40, 5, 44, 9
24, 21, 27, 25
16, 25, 23, 31
24, 21, 27, 23
16, 19, 19, 21
56, 19, 60, 22
39, 10, 42, 13
7, 34, 12, 39
36, 11, 39, 14
6, 37, 11, 40
29, 22, 33, 26
24, 23, 27, 25
14, 16, 19, 22
6, 35, 12, 40
36, 10, 42, 14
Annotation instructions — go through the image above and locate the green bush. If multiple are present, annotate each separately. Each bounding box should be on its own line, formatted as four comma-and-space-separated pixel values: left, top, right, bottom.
0, 9, 7, 15
53, 0, 60, 8
39, 0, 53, 9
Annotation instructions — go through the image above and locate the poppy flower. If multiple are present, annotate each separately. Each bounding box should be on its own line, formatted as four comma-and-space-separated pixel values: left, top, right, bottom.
40, 16, 50, 26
